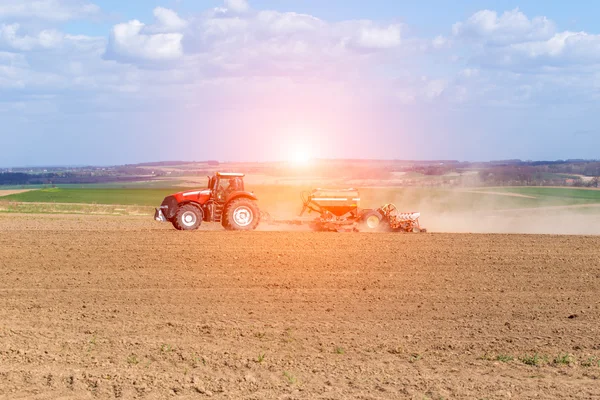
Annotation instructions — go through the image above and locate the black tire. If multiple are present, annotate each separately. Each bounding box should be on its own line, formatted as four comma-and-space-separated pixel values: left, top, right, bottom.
358, 210, 384, 232
223, 198, 260, 231
221, 215, 231, 230
173, 204, 202, 231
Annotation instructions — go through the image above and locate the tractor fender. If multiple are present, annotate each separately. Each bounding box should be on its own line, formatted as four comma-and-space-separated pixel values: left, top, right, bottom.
226, 192, 258, 204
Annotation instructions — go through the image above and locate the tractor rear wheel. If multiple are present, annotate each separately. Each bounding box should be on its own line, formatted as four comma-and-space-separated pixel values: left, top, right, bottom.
358, 210, 384, 232
173, 204, 202, 231
223, 198, 260, 231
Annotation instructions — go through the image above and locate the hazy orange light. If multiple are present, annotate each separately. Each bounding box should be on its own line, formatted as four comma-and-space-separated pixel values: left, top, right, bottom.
280, 126, 319, 167
289, 148, 312, 167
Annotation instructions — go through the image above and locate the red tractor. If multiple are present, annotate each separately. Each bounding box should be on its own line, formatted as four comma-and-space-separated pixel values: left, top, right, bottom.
154, 172, 260, 231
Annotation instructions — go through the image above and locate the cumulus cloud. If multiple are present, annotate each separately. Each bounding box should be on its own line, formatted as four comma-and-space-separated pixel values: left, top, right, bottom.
0, 51, 28, 88
453, 8, 555, 45
452, 9, 600, 71
509, 31, 600, 63
353, 23, 402, 50
202, 16, 248, 37
0, 48, 72, 92
0, 0, 100, 22
256, 11, 323, 35
105, 8, 187, 63
224, 0, 250, 14
150, 7, 188, 33
431, 35, 448, 49
0, 23, 63, 51
178, 8, 406, 80
106, 20, 183, 62
5, 2, 600, 125
5, 2, 600, 166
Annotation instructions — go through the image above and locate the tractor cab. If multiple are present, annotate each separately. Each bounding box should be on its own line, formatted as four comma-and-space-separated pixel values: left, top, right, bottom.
210, 172, 246, 203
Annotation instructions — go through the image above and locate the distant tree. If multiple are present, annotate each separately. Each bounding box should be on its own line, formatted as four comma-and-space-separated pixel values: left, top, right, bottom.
0, 172, 30, 185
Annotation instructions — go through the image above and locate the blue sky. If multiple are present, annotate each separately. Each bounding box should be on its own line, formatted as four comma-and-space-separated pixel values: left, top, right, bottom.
1, 0, 599, 167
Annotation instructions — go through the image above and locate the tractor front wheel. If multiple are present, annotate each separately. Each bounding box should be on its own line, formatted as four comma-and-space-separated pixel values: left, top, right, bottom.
173, 204, 202, 231
223, 199, 260, 231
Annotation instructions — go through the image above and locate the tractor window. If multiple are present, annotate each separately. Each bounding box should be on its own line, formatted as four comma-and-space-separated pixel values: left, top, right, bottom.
217, 177, 243, 198
217, 179, 228, 192
214, 178, 230, 202
228, 177, 243, 192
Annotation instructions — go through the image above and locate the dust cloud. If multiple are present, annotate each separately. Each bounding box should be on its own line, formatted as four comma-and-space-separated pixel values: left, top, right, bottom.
397, 190, 600, 235
424, 209, 600, 235
254, 184, 600, 235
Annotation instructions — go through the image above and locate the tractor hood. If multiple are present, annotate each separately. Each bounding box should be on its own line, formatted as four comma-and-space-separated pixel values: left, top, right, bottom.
168, 188, 258, 204
176, 189, 211, 198
169, 188, 212, 204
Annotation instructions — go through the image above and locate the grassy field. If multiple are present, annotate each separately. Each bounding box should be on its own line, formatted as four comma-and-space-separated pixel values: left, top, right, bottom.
487, 187, 600, 202
0, 181, 186, 190
0, 188, 184, 206
0, 202, 154, 216
2, 186, 600, 217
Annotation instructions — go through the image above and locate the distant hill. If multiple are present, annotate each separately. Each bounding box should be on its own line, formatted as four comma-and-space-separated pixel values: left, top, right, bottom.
133, 160, 220, 167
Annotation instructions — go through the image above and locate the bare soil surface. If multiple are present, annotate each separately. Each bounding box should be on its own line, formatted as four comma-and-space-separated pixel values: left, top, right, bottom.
0, 190, 31, 197
1, 214, 600, 399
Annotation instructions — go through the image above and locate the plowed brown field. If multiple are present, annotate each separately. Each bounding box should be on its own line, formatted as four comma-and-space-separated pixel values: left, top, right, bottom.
1, 214, 599, 399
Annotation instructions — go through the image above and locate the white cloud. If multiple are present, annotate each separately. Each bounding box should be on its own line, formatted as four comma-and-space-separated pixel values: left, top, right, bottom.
452, 9, 600, 71
179, 9, 406, 81
0, 23, 63, 51
105, 7, 187, 62
5, 3, 600, 166
0, 51, 28, 88
510, 31, 600, 62
0, 49, 69, 90
104, 4, 406, 71
5, 2, 599, 126
107, 20, 183, 61
202, 16, 248, 36
432, 35, 448, 49
0, 51, 28, 66
353, 23, 402, 49
453, 8, 555, 45
0, 0, 100, 22
150, 7, 188, 33
196, 8, 401, 55
224, 0, 250, 14
256, 11, 323, 35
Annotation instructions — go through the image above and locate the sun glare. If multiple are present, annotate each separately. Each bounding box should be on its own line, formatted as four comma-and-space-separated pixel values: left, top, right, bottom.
290, 150, 312, 166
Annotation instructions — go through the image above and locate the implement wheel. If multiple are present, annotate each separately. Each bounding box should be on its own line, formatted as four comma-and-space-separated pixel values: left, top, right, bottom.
358, 210, 383, 232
